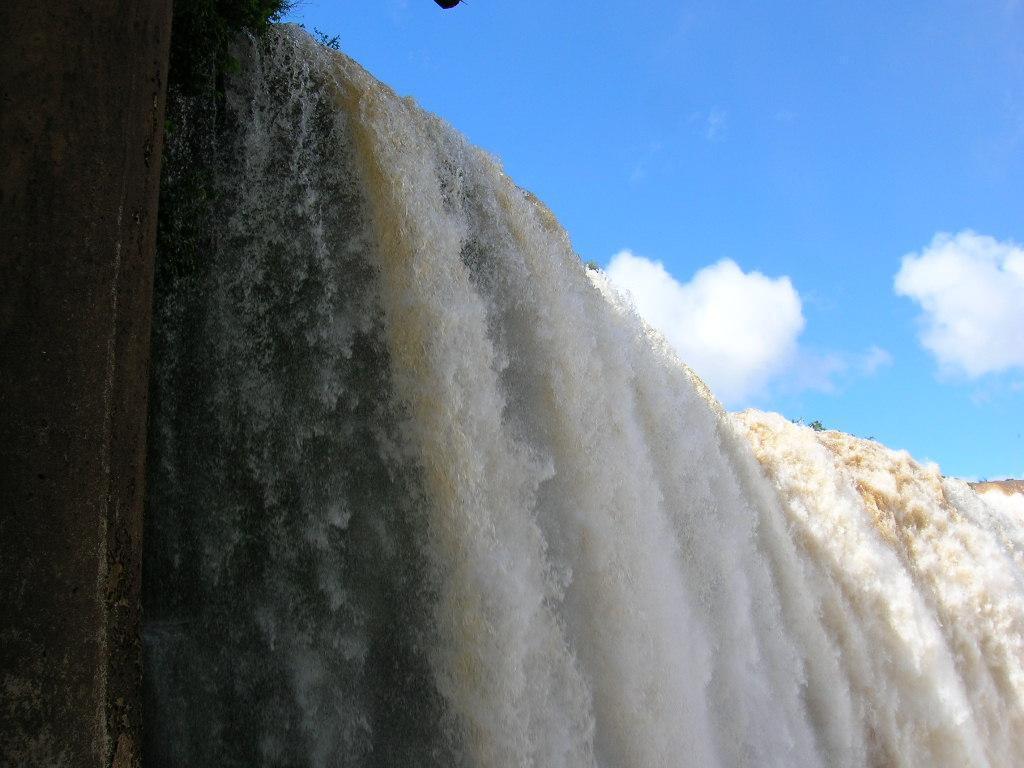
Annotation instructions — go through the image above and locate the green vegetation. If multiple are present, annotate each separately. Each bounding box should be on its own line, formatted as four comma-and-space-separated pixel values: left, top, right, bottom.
791, 418, 827, 432
585, 260, 601, 272
169, 0, 292, 96
158, 0, 293, 290
313, 28, 342, 51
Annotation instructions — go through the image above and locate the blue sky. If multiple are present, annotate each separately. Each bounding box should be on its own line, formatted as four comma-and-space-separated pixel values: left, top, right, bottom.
287, 0, 1024, 480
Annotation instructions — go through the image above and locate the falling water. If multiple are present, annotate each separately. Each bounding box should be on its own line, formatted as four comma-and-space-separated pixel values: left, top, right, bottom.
144, 25, 1024, 768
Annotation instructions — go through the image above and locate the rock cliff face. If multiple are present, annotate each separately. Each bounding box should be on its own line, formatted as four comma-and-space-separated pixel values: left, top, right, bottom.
0, 1, 172, 766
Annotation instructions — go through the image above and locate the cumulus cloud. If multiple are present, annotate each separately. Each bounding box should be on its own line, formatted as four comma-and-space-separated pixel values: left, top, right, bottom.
894, 231, 1024, 378
606, 251, 804, 402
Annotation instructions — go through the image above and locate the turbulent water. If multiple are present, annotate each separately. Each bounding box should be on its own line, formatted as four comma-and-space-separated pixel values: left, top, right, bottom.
144, 26, 1024, 768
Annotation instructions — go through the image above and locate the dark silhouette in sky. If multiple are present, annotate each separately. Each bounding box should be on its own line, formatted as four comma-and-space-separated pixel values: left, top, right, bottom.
434, 0, 462, 8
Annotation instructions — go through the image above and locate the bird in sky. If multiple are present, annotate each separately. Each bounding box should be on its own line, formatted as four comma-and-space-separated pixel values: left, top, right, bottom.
434, 0, 462, 8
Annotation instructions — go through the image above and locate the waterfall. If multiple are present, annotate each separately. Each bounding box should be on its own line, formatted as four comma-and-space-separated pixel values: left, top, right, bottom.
144, 25, 1024, 768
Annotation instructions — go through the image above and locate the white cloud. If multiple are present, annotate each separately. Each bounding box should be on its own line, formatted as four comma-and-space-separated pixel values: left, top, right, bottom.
788, 345, 893, 394
894, 231, 1024, 378
689, 107, 727, 141
606, 251, 804, 402
860, 345, 894, 375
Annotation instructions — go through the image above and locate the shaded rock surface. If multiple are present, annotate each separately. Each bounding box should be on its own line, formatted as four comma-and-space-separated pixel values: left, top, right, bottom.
0, 1, 171, 765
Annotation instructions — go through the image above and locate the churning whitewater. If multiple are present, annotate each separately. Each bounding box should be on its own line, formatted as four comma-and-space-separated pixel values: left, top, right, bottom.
144, 26, 1024, 768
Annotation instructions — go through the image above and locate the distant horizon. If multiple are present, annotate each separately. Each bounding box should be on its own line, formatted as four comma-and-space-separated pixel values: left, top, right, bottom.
286, 1, 1023, 480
